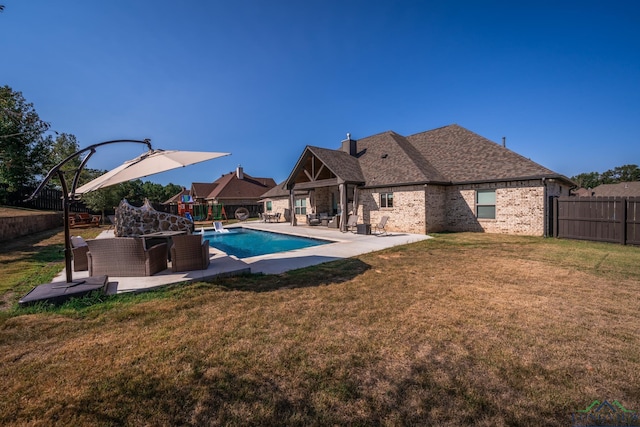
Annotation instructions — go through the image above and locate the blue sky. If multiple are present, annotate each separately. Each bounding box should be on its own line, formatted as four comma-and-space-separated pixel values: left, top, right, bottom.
1, 0, 639, 187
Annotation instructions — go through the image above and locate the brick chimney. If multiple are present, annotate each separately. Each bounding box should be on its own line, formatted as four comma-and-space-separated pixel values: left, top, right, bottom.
340, 133, 357, 156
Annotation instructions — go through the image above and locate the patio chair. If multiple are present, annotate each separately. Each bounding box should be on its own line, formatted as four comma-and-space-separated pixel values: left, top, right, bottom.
345, 214, 359, 233
170, 234, 211, 272
86, 237, 167, 277
307, 213, 321, 226
373, 215, 389, 236
70, 235, 89, 271
214, 221, 229, 233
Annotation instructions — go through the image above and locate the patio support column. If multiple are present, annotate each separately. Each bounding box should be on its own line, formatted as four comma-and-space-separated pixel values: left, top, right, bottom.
289, 188, 295, 226
339, 181, 347, 232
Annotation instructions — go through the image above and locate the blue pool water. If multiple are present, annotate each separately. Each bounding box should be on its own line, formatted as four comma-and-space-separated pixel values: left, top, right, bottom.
199, 228, 331, 258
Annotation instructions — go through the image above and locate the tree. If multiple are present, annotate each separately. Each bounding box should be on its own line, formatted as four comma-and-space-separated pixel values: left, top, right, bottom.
81, 178, 180, 220
600, 164, 640, 184
40, 132, 83, 190
162, 183, 183, 202
142, 181, 183, 204
571, 164, 640, 189
81, 186, 122, 224
570, 171, 601, 189
0, 86, 51, 201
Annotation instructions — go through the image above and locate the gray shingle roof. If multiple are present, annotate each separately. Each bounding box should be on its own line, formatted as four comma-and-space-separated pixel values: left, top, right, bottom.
407, 124, 560, 183
306, 146, 365, 183
283, 124, 570, 192
591, 181, 640, 197
355, 131, 448, 187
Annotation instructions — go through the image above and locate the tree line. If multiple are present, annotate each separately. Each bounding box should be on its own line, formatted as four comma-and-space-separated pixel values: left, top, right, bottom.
570, 164, 640, 190
1, 85, 183, 215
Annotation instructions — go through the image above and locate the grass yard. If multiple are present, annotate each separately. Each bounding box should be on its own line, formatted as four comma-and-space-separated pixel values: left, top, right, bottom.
0, 230, 639, 425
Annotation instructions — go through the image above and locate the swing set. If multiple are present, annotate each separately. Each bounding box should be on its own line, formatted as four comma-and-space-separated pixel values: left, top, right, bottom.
208, 203, 227, 221
178, 200, 227, 222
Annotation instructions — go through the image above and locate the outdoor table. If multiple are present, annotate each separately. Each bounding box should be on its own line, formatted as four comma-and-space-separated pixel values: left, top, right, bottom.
139, 230, 187, 260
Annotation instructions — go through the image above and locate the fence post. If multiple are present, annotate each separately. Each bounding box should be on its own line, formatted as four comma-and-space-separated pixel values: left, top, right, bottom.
621, 199, 628, 246
552, 197, 559, 238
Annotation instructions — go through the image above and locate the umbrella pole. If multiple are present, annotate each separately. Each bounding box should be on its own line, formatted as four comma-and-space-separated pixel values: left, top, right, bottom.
59, 171, 74, 284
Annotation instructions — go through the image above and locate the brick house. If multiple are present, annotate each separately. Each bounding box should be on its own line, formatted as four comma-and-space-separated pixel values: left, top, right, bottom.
167, 166, 276, 219
260, 124, 574, 236
588, 181, 640, 197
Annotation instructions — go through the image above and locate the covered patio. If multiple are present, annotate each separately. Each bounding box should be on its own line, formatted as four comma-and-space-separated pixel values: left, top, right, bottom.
283, 143, 365, 232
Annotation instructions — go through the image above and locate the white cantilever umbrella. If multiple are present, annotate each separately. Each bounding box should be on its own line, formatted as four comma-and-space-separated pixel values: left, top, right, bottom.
75, 149, 230, 194
19, 139, 231, 302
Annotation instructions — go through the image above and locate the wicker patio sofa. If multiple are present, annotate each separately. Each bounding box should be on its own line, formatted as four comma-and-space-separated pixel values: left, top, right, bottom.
86, 237, 167, 277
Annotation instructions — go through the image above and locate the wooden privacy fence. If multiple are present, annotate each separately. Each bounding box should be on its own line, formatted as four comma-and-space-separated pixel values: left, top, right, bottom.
4, 187, 90, 213
553, 196, 640, 246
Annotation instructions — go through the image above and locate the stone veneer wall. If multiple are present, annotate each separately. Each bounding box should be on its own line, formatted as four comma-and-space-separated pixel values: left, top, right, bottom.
359, 185, 427, 235
445, 179, 549, 236
360, 179, 569, 236
115, 199, 193, 237
262, 179, 571, 236
264, 198, 290, 222
425, 185, 447, 233
312, 187, 337, 214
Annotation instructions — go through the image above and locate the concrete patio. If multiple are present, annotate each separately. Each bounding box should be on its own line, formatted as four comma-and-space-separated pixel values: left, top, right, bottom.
54, 222, 431, 294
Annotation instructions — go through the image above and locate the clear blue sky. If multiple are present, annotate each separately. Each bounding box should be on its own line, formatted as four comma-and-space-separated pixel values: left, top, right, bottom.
1, 0, 639, 187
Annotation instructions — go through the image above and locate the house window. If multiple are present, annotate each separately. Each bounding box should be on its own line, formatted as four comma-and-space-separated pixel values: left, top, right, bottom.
266, 201, 272, 212
380, 192, 394, 208
476, 190, 496, 219
295, 198, 306, 215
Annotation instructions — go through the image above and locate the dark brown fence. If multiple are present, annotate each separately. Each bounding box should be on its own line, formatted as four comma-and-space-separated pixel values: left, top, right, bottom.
4, 187, 90, 213
553, 196, 640, 246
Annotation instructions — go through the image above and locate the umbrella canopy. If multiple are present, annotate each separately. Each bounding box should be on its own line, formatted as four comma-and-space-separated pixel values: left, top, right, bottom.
74, 149, 230, 194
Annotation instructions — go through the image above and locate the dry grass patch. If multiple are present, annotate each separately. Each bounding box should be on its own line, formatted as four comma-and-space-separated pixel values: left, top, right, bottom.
0, 224, 104, 303
1, 232, 639, 425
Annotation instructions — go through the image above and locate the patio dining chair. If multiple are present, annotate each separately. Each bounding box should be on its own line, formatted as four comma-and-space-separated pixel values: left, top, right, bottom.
373, 215, 389, 236
345, 214, 359, 233
170, 234, 211, 272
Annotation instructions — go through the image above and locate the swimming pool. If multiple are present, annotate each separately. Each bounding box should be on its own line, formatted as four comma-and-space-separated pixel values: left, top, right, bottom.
199, 228, 332, 258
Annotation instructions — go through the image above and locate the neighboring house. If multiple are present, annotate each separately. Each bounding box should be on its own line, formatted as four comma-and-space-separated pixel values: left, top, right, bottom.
262, 124, 574, 236
205, 166, 276, 207
166, 166, 277, 219
589, 181, 640, 197
571, 187, 592, 197
164, 187, 190, 204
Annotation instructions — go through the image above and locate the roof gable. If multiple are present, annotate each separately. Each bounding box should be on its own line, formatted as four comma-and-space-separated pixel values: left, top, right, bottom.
163, 188, 190, 204
355, 131, 448, 187
285, 146, 364, 189
191, 182, 218, 199
208, 171, 277, 199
